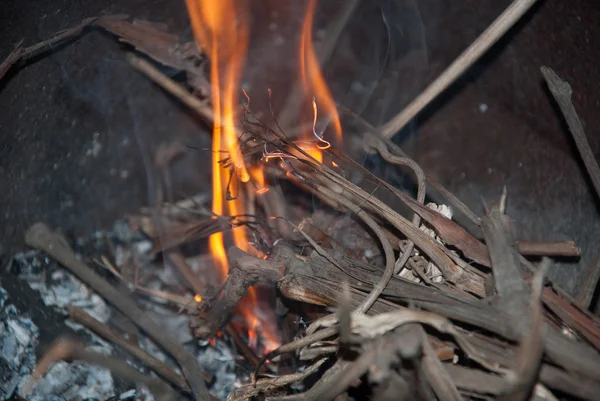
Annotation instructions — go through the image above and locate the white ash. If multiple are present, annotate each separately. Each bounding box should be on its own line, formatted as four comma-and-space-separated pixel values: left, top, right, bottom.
419, 203, 452, 283
115, 389, 137, 399
136, 386, 155, 401
399, 203, 453, 283
197, 338, 242, 400
20, 360, 115, 401
0, 289, 38, 401
12, 251, 111, 324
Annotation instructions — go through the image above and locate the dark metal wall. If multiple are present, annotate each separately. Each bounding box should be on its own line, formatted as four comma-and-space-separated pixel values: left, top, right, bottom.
1, 0, 599, 308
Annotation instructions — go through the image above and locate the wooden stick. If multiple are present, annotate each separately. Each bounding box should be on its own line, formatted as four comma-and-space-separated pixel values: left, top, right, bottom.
541, 66, 600, 199
126, 53, 214, 123
540, 66, 600, 309
517, 240, 580, 257
379, 0, 539, 138
68, 306, 195, 392
25, 223, 211, 401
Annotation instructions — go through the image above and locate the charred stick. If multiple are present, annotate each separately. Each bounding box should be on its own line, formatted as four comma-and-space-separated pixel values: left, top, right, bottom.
68, 306, 194, 392
479, 208, 600, 381
233, 358, 328, 401
297, 218, 334, 248
304, 340, 385, 401
338, 104, 481, 227
214, 243, 600, 384
25, 223, 211, 401
541, 66, 600, 200
293, 164, 486, 295
0, 42, 23, 81
192, 246, 283, 338
223, 324, 262, 370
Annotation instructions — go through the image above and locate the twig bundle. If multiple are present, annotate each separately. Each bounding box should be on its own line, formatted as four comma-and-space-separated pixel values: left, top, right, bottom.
3, 8, 600, 401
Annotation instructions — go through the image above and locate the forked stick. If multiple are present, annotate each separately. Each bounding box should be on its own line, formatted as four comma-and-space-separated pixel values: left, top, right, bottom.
379, 0, 539, 138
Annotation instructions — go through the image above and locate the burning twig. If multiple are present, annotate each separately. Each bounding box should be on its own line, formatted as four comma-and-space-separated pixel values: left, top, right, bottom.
192, 246, 283, 339
25, 223, 211, 401
379, 0, 540, 138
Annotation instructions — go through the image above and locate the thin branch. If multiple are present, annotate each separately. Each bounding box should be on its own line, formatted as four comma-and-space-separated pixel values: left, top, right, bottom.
541, 66, 600, 200
499, 259, 548, 401
68, 306, 194, 392
25, 223, 210, 401
379, 0, 540, 138
126, 53, 214, 122
577, 250, 600, 310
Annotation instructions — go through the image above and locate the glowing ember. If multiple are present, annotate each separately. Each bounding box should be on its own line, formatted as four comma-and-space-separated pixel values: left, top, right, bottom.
250, 166, 269, 195
194, 294, 203, 303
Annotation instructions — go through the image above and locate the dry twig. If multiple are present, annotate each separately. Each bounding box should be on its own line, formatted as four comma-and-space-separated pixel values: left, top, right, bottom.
541, 66, 600, 309
379, 0, 540, 138
25, 223, 211, 401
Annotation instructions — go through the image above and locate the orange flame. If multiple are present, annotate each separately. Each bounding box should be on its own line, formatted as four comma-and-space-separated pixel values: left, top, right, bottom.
186, 0, 249, 279
250, 167, 269, 195
186, 0, 280, 353
300, 0, 343, 149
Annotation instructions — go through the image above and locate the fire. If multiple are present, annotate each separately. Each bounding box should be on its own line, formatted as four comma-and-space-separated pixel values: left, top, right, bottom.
300, 0, 343, 146
250, 167, 269, 195
185, 0, 343, 354
186, 0, 279, 352
186, 0, 250, 280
